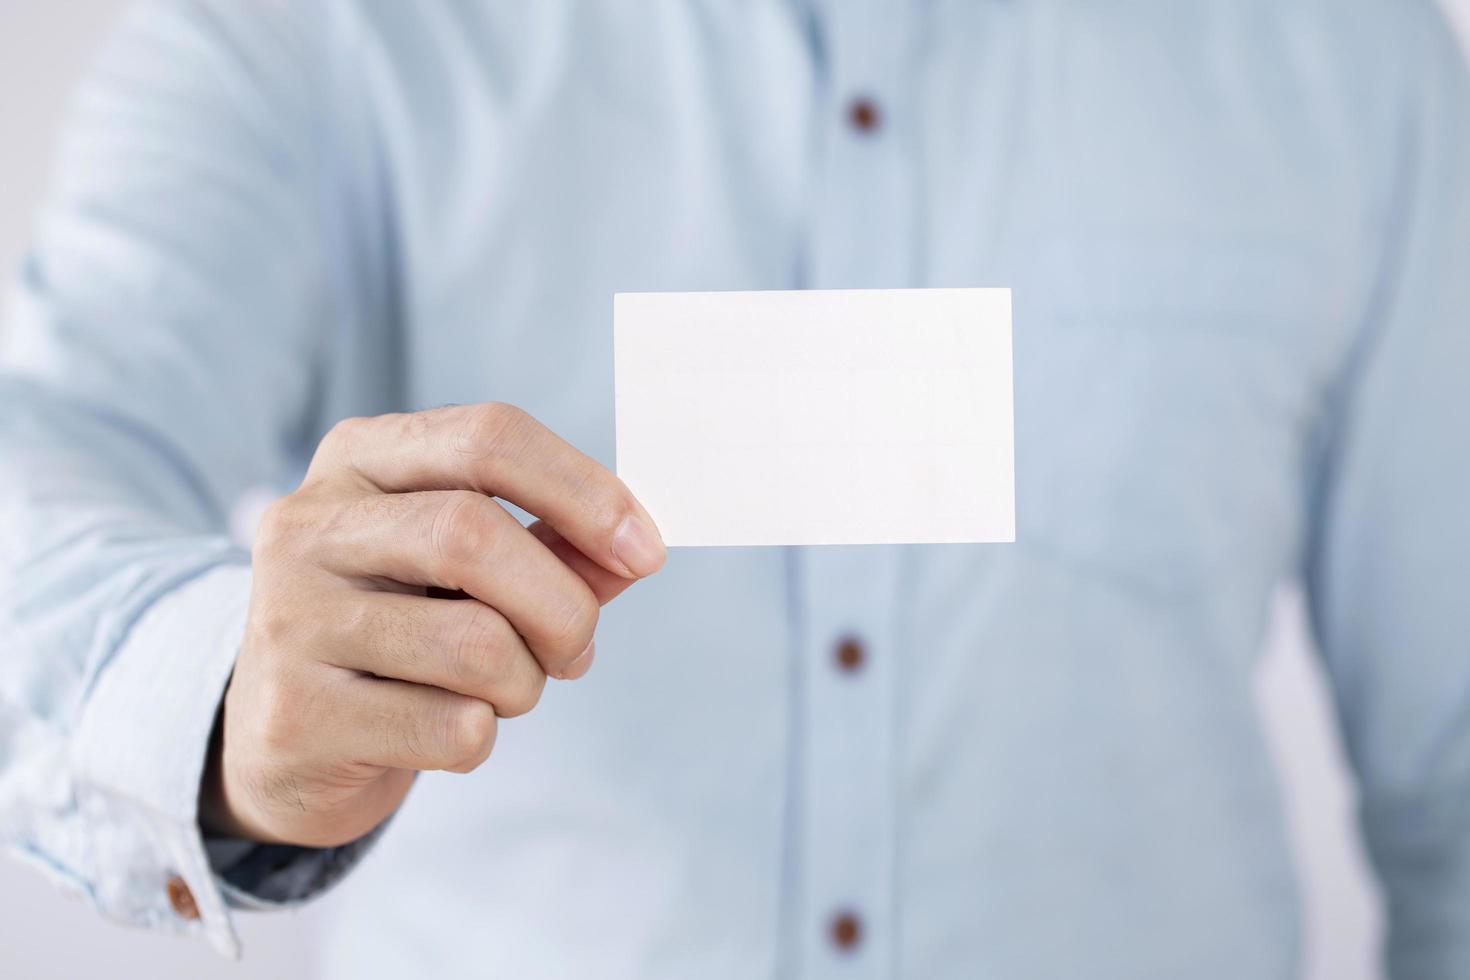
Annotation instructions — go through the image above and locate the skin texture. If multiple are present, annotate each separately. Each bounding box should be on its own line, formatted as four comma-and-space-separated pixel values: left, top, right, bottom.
199, 403, 666, 847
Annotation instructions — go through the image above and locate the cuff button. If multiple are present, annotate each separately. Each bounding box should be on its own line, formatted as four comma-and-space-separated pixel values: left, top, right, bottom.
166, 874, 200, 920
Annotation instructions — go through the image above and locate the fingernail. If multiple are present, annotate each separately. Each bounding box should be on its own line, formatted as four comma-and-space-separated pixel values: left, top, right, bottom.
612, 513, 666, 577
559, 640, 596, 680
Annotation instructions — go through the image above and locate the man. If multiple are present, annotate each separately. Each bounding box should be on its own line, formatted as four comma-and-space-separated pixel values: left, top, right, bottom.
1, 1, 1467, 977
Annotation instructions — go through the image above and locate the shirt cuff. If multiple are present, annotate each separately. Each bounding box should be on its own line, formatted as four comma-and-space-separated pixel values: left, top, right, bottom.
69, 562, 254, 956
206, 824, 386, 910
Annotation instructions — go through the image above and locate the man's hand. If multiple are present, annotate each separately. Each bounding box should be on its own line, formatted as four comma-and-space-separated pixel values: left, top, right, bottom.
199, 403, 665, 847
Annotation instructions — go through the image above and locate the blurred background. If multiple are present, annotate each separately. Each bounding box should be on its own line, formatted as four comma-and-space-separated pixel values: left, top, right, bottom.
1, 3, 1466, 978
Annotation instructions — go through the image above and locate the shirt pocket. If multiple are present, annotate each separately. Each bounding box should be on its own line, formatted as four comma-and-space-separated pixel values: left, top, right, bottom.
1008, 226, 1346, 599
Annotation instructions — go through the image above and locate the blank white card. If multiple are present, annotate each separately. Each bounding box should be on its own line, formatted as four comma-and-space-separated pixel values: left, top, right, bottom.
613, 288, 1015, 547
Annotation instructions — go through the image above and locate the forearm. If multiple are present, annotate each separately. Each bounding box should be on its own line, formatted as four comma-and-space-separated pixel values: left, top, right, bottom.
0, 0, 333, 952
0, 380, 243, 949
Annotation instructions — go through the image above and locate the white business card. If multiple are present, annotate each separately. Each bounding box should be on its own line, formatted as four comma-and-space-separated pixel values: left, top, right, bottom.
613, 288, 1015, 547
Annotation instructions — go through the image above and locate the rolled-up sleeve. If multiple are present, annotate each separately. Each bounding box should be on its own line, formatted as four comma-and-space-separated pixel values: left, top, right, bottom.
1303, 8, 1470, 979
0, 0, 363, 956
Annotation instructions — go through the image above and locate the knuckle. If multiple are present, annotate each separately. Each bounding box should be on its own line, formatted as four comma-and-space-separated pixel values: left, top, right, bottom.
252, 669, 307, 758
541, 586, 599, 660
493, 669, 546, 719
248, 586, 335, 664
252, 496, 302, 557
322, 415, 371, 454
249, 597, 297, 652
446, 606, 507, 690
428, 491, 498, 571
454, 402, 531, 462
390, 714, 431, 768
253, 489, 337, 563
482, 400, 527, 428
446, 608, 544, 717
444, 699, 497, 772
314, 414, 394, 482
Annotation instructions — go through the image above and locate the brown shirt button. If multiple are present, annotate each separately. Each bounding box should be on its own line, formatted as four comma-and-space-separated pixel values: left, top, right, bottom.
830, 909, 864, 951
166, 874, 200, 921
834, 636, 866, 673
846, 96, 881, 134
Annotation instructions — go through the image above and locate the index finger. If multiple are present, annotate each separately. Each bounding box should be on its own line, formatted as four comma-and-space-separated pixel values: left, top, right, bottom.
313, 404, 665, 579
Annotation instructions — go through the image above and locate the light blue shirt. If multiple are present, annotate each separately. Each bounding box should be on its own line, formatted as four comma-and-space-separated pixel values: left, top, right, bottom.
2, 1, 1468, 977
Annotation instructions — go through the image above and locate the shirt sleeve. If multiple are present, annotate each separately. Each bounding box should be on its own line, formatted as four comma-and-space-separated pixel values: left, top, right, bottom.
1303, 8, 1470, 978
0, 0, 365, 957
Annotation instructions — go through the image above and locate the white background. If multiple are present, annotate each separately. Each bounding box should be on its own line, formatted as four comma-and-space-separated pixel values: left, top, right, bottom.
1, 3, 1467, 977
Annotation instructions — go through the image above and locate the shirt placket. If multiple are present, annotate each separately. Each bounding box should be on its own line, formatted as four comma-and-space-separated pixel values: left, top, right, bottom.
793, 546, 902, 978
791, 1, 918, 976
